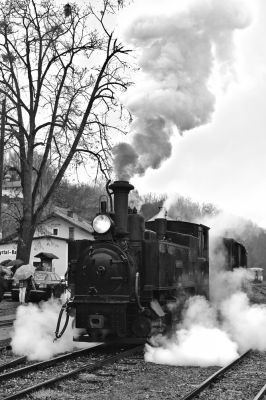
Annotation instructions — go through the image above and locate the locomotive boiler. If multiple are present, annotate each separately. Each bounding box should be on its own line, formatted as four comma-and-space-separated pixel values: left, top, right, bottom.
58, 180, 210, 343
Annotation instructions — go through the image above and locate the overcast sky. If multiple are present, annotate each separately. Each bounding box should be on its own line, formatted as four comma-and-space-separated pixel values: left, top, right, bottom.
113, 0, 266, 228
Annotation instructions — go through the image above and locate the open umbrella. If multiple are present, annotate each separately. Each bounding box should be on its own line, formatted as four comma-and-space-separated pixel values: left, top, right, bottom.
0, 266, 7, 276
0, 259, 12, 266
7, 259, 24, 274
0, 266, 12, 276
7, 259, 24, 267
13, 264, 35, 281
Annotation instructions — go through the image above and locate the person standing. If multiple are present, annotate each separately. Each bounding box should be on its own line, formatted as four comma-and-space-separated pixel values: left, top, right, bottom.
19, 278, 28, 304
25, 275, 36, 303
19, 274, 36, 304
0, 268, 8, 302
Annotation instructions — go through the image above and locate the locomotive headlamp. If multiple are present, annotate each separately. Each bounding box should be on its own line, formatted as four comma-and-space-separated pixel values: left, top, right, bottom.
93, 214, 111, 234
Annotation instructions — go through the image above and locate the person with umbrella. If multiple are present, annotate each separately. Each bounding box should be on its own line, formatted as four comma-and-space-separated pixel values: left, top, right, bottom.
0, 266, 9, 302
0, 259, 12, 266
0, 264, 14, 300
6, 259, 24, 275
0, 260, 14, 301
14, 264, 36, 304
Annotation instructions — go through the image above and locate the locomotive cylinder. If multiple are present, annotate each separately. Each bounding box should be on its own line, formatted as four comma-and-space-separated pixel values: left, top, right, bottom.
109, 180, 134, 236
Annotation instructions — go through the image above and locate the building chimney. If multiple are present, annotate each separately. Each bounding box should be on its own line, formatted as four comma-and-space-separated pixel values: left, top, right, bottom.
109, 180, 134, 237
67, 210, 74, 218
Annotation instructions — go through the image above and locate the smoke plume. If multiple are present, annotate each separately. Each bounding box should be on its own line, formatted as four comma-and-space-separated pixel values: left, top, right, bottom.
11, 299, 94, 361
114, 0, 250, 179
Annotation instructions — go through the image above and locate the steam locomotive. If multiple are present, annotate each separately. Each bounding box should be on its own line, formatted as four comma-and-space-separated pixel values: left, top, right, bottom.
60, 180, 211, 343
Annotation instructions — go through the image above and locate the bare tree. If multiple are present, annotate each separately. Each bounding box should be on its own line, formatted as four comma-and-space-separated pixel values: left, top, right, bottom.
0, 0, 131, 262
0, 98, 6, 238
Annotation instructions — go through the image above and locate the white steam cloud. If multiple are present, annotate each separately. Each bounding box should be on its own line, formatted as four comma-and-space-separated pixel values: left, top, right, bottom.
145, 286, 266, 367
221, 292, 266, 353
145, 202, 266, 367
114, 0, 251, 179
11, 299, 93, 361
201, 211, 254, 302
145, 295, 239, 367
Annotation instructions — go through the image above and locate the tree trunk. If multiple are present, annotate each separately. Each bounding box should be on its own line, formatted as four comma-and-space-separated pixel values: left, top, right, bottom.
16, 217, 35, 263
17, 154, 34, 263
0, 98, 6, 240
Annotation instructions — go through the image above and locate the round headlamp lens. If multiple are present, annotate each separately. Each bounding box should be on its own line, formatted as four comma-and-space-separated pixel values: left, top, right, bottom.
93, 214, 111, 234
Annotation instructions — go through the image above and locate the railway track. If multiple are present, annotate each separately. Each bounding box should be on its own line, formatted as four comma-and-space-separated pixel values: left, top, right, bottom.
0, 355, 27, 373
0, 343, 143, 400
254, 384, 266, 400
181, 350, 266, 400
0, 319, 15, 328
0, 341, 12, 352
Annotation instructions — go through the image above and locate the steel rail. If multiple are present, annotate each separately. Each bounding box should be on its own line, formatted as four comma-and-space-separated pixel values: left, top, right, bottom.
253, 383, 266, 400
0, 356, 27, 373
0, 344, 104, 382
1, 308, 16, 313
180, 350, 251, 400
2, 344, 143, 400
0, 319, 15, 327
0, 309, 17, 314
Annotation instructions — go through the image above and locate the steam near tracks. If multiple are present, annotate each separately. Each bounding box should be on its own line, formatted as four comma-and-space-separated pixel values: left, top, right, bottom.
2, 320, 266, 399
181, 350, 266, 400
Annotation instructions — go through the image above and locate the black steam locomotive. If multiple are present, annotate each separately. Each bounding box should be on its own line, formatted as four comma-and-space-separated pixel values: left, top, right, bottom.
59, 181, 210, 343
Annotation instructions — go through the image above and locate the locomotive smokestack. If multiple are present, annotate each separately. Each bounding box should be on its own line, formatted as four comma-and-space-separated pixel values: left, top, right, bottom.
109, 180, 134, 237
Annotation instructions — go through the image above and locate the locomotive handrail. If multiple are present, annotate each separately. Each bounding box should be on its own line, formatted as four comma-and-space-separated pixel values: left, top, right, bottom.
135, 272, 144, 312
54, 300, 71, 340
109, 258, 127, 265
106, 179, 113, 211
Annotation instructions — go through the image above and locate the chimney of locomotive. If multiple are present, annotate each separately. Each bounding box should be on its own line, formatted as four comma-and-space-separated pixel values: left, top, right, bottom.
109, 181, 134, 236
109, 180, 134, 237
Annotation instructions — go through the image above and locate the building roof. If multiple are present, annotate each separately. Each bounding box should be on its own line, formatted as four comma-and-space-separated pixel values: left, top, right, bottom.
0, 234, 67, 246
42, 207, 94, 234
0, 208, 94, 245
34, 252, 59, 259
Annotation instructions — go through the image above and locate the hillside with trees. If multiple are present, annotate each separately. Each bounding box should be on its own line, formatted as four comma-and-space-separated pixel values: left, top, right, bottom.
52, 180, 105, 220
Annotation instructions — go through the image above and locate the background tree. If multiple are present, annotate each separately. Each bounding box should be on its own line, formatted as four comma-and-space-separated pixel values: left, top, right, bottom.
53, 180, 105, 220
1, 149, 59, 238
0, 0, 130, 262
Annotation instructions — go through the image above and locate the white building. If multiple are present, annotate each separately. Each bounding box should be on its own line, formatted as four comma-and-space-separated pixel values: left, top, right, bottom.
0, 208, 94, 276
2, 178, 22, 199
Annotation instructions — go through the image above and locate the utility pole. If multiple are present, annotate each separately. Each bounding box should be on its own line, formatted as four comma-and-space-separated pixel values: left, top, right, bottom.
0, 98, 6, 240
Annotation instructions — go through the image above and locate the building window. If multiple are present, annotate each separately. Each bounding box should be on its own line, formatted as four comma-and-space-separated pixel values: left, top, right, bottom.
69, 227, 74, 240
53, 228, 58, 236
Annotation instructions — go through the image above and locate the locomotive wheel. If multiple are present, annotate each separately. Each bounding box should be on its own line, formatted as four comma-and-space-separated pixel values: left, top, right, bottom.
131, 315, 152, 337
